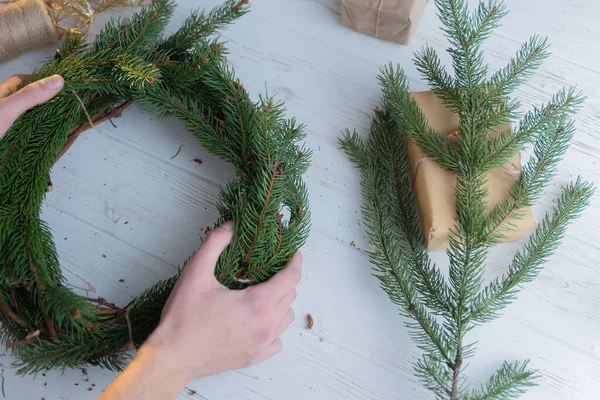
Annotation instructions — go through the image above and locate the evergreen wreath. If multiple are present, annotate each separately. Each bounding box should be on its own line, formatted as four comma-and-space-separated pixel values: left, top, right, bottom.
340, 0, 594, 398
0, 0, 311, 374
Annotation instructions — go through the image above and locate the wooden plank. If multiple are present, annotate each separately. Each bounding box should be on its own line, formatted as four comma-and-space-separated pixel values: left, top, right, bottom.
0, 0, 598, 399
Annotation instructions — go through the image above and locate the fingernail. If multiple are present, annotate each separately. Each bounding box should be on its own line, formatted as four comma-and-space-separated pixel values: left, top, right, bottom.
221, 221, 234, 231
42, 75, 64, 90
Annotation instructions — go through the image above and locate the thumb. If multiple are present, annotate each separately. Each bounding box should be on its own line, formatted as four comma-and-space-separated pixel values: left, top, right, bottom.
184, 221, 234, 285
0, 75, 64, 134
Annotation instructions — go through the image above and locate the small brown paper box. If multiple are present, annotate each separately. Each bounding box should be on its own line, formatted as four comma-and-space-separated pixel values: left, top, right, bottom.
341, 0, 428, 45
407, 91, 537, 252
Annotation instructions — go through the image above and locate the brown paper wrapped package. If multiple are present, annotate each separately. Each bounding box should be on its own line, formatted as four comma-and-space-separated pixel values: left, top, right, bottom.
341, 0, 428, 45
407, 91, 537, 252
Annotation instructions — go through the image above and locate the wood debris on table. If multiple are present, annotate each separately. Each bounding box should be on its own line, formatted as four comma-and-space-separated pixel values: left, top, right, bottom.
306, 313, 314, 330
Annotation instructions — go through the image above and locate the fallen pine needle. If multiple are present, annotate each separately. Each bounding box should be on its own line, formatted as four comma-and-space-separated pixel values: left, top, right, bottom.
170, 145, 183, 159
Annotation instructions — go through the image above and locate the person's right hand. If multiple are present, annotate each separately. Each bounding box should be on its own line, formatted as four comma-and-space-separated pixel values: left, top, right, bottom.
100, 221, 303, 400
0, 74, 64, 138
150, 221, 302, 380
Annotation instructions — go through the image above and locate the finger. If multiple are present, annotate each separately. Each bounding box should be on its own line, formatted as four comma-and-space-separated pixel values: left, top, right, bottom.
253, 338, 283, 365
253, 252, 302, 301
0, 74, 30, 99
275, 308, 295, 337
274, 288, 296, 318
0, 75, 64, 134
184, 221, 234, 284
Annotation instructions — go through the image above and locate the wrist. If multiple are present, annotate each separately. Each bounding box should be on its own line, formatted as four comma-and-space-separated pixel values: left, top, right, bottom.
99, 341, 189, 400
141, 331, 195, 385
145, 322, 214, 381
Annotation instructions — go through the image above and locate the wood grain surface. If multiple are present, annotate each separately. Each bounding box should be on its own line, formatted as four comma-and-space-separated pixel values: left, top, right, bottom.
0, 0, 598, 398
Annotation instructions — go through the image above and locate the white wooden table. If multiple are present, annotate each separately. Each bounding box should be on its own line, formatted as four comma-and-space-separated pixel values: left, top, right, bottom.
1, 0, 599, 398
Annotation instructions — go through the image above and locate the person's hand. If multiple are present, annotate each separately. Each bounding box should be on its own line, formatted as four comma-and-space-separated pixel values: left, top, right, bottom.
150, 221, 302, 379
0, 74, 64, 138
100, 222, 303, 400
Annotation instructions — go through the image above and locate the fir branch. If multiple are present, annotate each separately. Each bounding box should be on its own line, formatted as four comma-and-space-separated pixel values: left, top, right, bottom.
379, 64, 462, 172
415, 355, 453, 398
343, 1, 595, 398
480, 111, 580, 245
0, 301, 26, 328
487, 35, 549, 102
464, 361, 538, 400
242, 157, 280, 264
340, 125, 452, 316
470, 179, 594, 323
367, 179, 454, 365
60, 32, 87, 57
158, 0, 249, 57
339, 129, 368, 168
341, 114, 454, 366
479, 87, 583, 171
414, 46, 459, 109
354, 113, 453, 315
514, 118, 579, 206
436, 0, 487, 87
467, 1, 508, 45
447, 169, 489, 333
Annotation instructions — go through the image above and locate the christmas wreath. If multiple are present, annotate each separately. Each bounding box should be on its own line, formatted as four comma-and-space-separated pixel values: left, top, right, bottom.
0, 0, 311, 374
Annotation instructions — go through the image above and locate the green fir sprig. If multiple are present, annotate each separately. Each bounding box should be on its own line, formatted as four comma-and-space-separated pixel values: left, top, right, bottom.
340, 0, 594, 398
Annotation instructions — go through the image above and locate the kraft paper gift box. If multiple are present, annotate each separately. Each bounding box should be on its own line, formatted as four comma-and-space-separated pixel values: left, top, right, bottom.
341, 0, 428, 45
407, 91, 537, 252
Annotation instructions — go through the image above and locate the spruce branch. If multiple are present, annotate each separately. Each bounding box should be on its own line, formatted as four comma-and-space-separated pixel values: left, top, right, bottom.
480, 103, 581, 245
157, 0, 250, 57
379, 64, 462, 172
414, 46, 459, 109
416, 355, 454, 398
487, 35, 550, 102
479, 87, 583, 172
342, 1, 594, 398
57, 101, 133, 161
436, 0, 487, 87
368, 182, 454, 366
470, 179, 594, 323
464, 361, 538, 400
467, 1, 508, 45
341, 114, 454, 366
341, 115, 453, 316
376, 112, 453, 315
338, 129, 367, 168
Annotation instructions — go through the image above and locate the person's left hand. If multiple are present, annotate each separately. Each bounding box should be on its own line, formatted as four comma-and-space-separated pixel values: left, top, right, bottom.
0, 74, 64, 138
